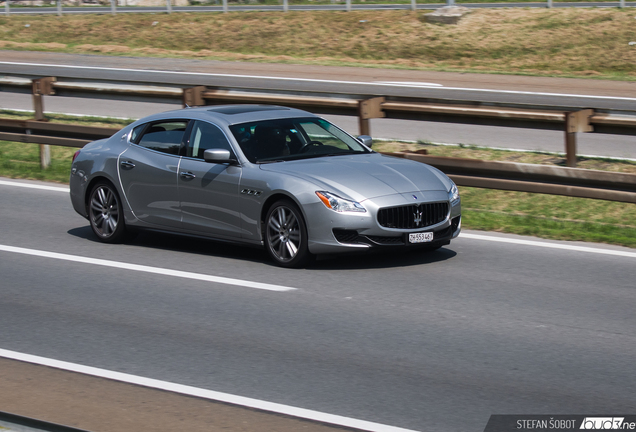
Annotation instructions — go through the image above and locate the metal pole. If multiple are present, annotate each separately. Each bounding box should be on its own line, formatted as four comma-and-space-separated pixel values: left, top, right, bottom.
110, 0, 116, 14
283, 0, 287, 11
547, 0, 552, 8
446, 0, 454, 6
5, 0, 9, 15
223, 0, 227, 13
57, 0, 62, 16
166, 0, 172, 13
619, 0, 625, 7
346, 0, 351, 11
411, 0, 416, 11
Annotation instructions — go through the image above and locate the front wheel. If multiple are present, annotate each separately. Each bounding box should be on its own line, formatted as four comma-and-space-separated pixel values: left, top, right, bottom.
88, 181, 127, 243
265, 200, 312, 268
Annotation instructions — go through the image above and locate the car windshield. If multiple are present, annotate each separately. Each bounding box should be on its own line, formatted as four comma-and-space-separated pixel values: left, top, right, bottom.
229, 117, 371, 163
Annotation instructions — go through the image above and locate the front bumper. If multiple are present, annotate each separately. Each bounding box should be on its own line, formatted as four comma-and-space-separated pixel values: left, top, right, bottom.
306, 191, 461, 255
333, 214, 460, 247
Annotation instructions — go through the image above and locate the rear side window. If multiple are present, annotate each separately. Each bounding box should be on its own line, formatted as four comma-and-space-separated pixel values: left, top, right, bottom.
133, 120, 189, 155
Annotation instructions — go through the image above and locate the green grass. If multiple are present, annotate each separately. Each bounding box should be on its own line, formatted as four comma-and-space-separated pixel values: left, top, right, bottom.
460, 188, 636, 248
1, 110, 635, 249
0, 140, 77, 184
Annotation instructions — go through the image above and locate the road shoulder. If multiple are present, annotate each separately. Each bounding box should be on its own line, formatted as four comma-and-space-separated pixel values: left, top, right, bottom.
0, 357, 350, 432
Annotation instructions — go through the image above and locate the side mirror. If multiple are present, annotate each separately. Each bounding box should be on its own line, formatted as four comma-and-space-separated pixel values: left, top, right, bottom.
203, 149, 235, 164
357, 135, 373, 148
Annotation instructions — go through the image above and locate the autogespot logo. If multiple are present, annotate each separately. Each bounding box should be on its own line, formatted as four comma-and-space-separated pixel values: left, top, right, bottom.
580, 418, 634, 430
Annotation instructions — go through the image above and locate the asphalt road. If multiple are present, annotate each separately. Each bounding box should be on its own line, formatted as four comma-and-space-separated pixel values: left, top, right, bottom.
2, 51, 635, 158
1, 178, 635, 432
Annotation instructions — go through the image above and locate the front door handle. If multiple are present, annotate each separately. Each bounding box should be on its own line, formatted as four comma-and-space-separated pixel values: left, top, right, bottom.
120, 161, 135, 169
180, 171, 196, 180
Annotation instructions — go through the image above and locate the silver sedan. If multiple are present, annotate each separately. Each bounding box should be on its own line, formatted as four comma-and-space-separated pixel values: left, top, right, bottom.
70, 105, 461, 267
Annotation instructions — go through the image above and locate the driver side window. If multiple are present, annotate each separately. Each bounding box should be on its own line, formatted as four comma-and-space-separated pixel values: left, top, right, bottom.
299, 121, 348, 150
187, 121, 234, 159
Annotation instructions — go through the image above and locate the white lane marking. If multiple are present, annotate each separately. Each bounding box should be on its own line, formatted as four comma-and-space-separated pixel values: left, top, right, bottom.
3, 61, 636, 102
0, 245, 296, 292
461, 233, 636, 259
0, 349, 418, 432
0, 179, 69, 192
377, 81, 444, 87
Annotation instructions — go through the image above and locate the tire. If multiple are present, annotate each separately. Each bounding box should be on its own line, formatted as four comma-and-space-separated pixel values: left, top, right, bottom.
88, 181, 127, 243
264, 199, 311, 268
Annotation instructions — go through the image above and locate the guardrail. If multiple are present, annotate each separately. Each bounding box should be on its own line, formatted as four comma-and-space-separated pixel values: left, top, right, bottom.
2, 75, 636, 169
1, 118, 635, 203
3, 0, 634, 15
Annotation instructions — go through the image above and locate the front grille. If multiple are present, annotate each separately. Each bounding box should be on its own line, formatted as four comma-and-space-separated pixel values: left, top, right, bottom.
377, 202, 449, 229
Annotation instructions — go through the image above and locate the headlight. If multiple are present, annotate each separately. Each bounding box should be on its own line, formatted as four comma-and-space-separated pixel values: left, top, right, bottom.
449, 181, 460, 205
316, 191, 366, 213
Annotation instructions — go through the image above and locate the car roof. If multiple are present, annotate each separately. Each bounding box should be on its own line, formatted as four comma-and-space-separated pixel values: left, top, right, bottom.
144, 105, 319, 127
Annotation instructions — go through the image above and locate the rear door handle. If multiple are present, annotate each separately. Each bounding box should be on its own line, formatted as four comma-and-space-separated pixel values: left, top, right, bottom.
120, 161, 135, 169
180, 171, 196, 180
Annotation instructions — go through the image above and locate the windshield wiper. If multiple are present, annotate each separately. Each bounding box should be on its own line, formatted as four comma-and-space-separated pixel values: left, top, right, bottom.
257, 159, 286, 164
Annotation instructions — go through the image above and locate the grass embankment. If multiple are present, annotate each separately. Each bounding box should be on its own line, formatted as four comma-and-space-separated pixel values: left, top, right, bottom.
1, 111, 635, 248
1, 8, 636, 79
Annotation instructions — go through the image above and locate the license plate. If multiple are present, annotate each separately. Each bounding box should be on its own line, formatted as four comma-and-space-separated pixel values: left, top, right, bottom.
408, 232, 434, 243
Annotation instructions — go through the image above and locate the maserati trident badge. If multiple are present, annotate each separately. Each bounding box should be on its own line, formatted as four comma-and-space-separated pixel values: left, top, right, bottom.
413, 205, 423, 228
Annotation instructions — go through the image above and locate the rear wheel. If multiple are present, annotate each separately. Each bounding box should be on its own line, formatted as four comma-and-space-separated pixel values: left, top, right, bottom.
265, 200, 311, 268
88, 181, 127, 243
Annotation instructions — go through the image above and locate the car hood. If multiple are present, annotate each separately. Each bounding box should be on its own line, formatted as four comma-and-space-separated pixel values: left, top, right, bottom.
259, 153, 450, 201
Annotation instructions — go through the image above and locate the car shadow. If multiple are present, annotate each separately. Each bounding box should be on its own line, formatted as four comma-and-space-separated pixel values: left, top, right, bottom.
309, 247, 457, 270
68, 226, 457, 270
67, 226, 97, 240
67, 226, 268, 264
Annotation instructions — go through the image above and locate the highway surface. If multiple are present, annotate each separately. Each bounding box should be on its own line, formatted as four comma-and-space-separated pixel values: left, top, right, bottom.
1, 178, 635, 432
1, 52, 636, 431
1, 51, 636, 159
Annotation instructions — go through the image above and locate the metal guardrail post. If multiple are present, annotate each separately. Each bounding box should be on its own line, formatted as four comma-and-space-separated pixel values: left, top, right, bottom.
547, 0, 553, 7
346, 0, 351, 11
564, 109, 593, 168
166, 0, 172, 13
283, 0, 288, 12
358, 97, 385, 136
223, 0, 228, 13
6, 0, 10, 15
31, 77, 56, 169
57, 0, 62, 15
182, 86, 206, 108
411, 0, 416, 11
110, 0, 116, 14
